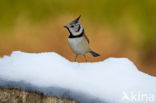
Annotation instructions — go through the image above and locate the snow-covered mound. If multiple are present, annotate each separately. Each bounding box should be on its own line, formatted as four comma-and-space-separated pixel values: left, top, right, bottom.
0, 51, 156, 103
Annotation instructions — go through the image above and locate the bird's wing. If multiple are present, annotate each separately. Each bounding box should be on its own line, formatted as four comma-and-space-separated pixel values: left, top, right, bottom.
84, 34, 90, 44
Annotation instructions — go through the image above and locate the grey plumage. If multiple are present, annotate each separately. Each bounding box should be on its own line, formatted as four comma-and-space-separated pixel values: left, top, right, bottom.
64, 16, 100, 62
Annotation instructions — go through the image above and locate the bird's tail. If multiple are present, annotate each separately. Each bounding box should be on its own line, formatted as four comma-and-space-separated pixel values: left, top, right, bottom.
89, 50, 100, 57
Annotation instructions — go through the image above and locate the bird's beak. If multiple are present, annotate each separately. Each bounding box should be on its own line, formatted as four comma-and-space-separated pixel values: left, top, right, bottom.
64, 25, 68, 28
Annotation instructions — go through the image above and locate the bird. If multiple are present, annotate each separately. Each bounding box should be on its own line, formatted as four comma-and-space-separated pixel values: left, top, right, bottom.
64, 15, 100, 62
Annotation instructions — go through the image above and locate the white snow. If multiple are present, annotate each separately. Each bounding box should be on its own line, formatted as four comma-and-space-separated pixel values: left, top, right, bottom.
0, 51, 156, 103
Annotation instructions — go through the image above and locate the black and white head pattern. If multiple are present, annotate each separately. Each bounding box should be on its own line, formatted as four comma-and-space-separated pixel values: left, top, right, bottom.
64, 16, 84, 38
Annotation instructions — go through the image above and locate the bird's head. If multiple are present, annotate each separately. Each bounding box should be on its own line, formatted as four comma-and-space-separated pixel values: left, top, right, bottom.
64, 15, 83, 36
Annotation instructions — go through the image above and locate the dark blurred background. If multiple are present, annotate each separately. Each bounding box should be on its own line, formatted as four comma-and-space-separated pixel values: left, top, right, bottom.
0, 0, 155, 75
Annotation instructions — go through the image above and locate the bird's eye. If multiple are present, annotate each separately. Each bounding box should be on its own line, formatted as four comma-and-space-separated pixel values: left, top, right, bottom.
71, 25, 74, 28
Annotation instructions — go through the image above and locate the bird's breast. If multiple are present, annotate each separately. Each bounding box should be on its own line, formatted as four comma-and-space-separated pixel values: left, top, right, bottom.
68, 36, 89, 54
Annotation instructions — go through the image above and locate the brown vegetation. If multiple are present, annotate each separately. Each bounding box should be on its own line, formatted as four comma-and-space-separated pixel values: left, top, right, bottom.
0, 89, 78, 103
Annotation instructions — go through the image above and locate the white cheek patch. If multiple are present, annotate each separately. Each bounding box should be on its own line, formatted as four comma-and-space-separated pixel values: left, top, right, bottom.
70, 25, 83, 36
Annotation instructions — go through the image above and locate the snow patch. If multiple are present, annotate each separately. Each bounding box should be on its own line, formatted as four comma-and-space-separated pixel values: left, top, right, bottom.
0, 51, 156, 103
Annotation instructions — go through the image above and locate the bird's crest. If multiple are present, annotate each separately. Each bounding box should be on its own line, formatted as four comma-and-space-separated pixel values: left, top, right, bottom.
70, 15, 81, 24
